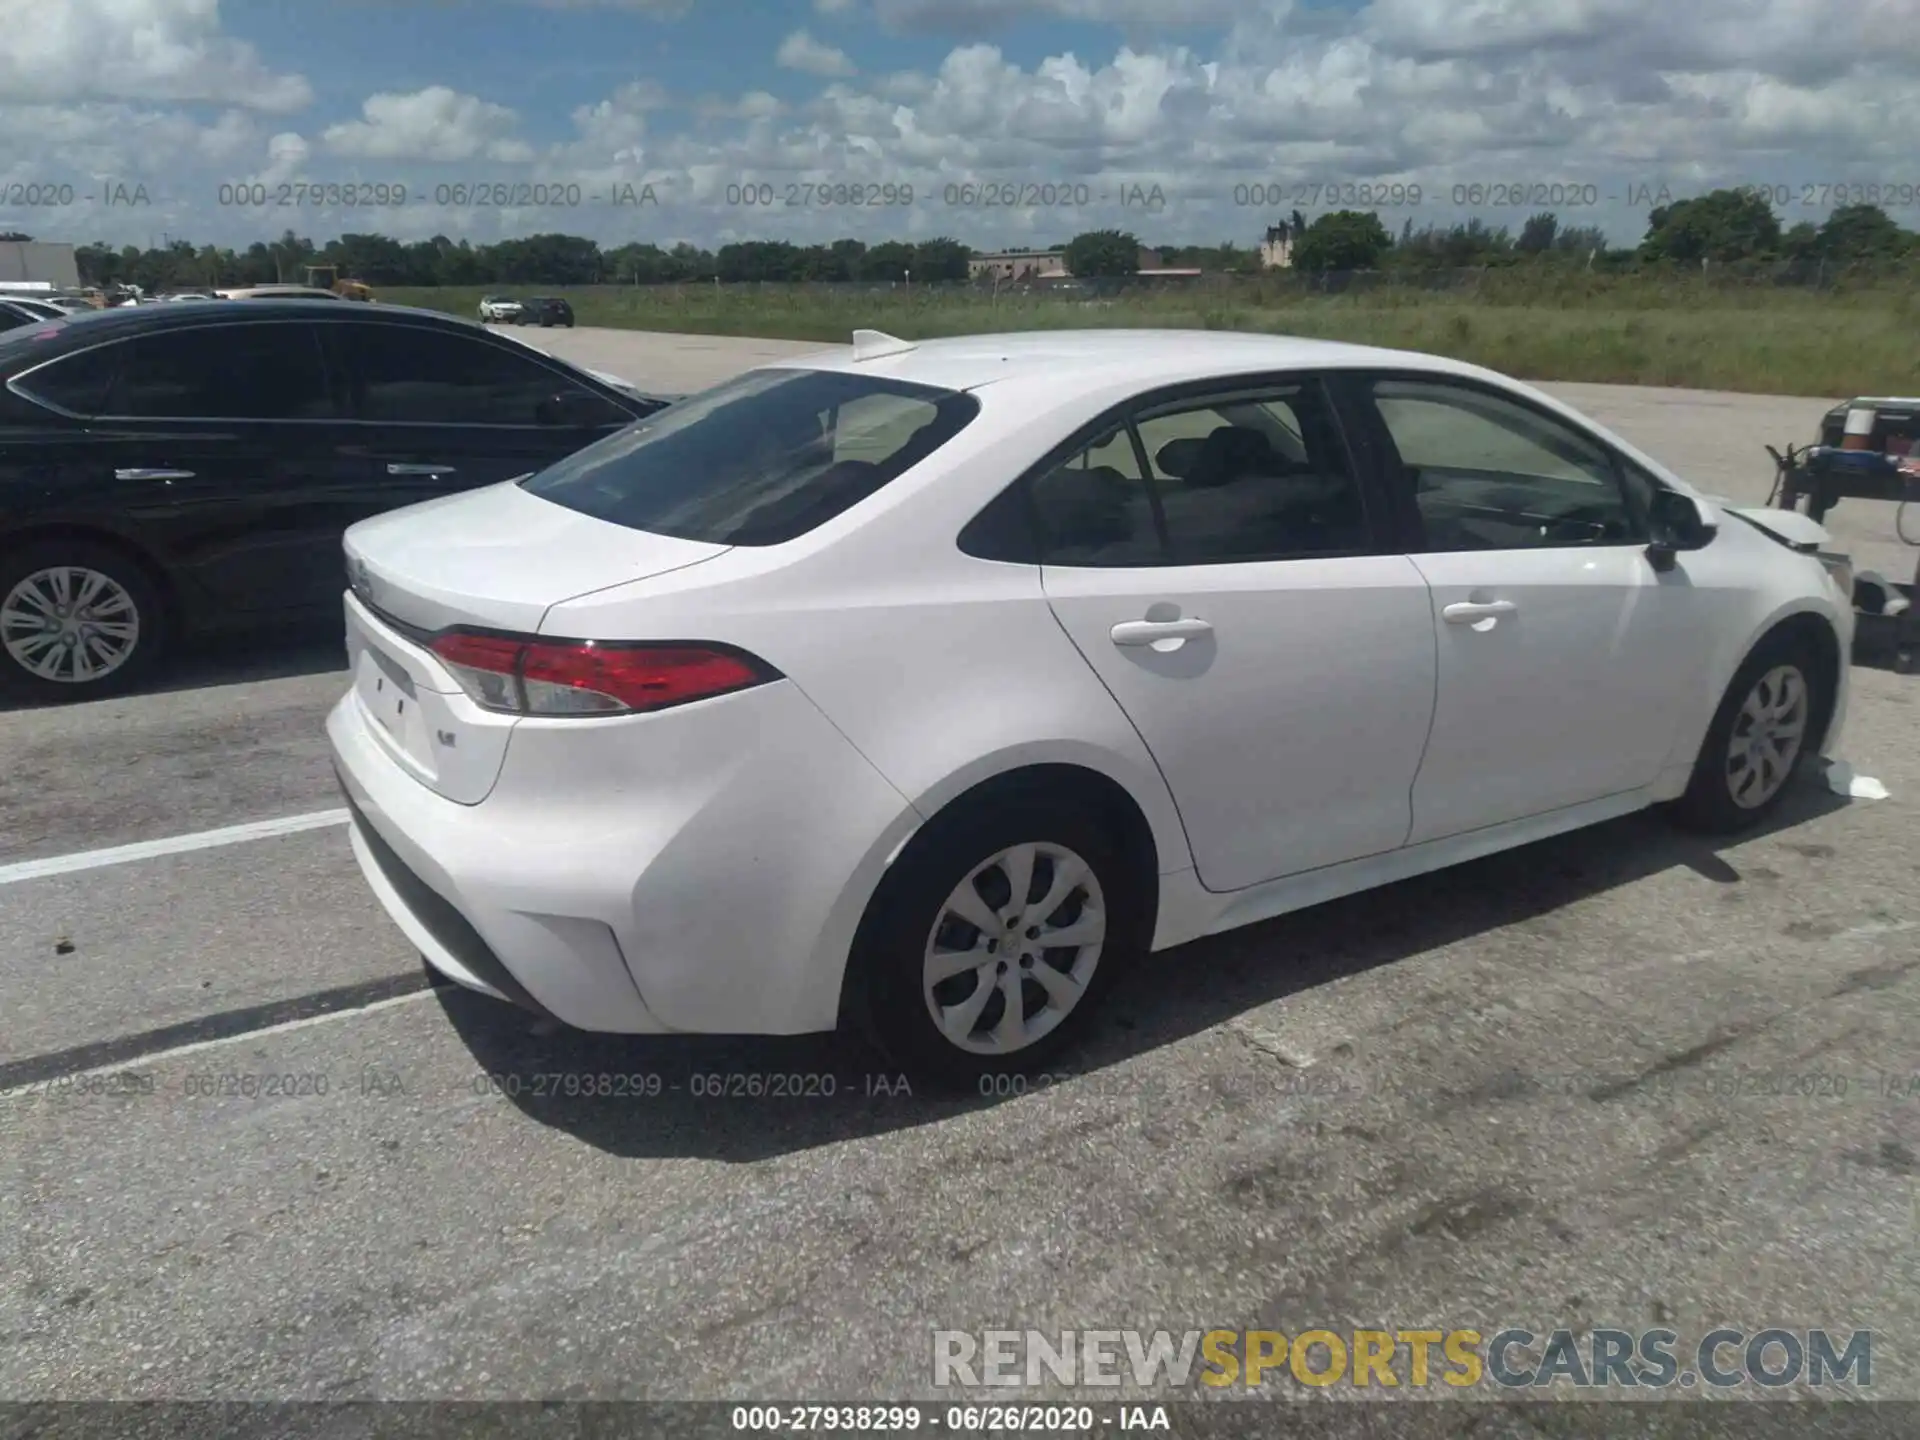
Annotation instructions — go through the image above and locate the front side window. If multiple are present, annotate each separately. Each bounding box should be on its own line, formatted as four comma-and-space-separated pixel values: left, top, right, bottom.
336, 324, 626, 426
522, 367, 980, 545
107, 324, 335, 420
1369, 378, 1641, 550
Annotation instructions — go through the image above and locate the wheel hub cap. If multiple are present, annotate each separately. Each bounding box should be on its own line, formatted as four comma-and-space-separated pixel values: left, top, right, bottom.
922, 841, 1107, 1057
1, 566, 141, 684
1725, 664, 1807, 809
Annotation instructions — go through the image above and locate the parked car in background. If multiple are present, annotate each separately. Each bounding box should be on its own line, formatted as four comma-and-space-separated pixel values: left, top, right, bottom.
0, 300, 58, 332
328, 328, 1853, 1085
478, 296, 523, 324
216, 285, 341, 301
520, 296, 574, 328
3, 298, 71, 322
0, 300, 670, 699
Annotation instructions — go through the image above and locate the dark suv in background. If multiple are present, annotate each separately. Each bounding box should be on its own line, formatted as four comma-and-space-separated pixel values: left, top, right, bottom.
520, 296, 574, 328
0, 300, 665, 700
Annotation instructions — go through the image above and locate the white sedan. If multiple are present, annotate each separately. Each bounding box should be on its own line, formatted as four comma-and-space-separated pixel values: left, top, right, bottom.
329, 329, 1854, 1085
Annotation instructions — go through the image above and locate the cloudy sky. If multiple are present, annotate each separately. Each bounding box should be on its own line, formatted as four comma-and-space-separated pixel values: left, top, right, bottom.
1, 0, 1916, 253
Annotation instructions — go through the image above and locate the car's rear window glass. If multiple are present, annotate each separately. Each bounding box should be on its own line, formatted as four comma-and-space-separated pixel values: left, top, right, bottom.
521, 367, 980, 545
9, 337, 118, 415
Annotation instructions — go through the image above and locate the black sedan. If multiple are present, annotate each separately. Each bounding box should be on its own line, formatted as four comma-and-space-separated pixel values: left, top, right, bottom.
0, 300, 668, 699
520, 296, 574, 328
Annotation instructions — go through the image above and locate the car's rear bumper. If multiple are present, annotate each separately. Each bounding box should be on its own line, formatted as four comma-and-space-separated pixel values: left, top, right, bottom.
326, 673, 917, 1036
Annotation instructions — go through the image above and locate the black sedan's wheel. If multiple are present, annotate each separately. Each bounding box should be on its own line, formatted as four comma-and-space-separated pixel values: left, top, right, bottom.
0, 541, 167, 701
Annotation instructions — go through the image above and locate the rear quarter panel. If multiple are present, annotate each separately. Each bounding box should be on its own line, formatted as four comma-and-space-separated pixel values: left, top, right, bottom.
538, 378, 1197, 882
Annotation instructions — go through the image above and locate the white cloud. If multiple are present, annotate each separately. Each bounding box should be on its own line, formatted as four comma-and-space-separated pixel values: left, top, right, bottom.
321, 87, 535, 163
778, 30, 858, 77
0, 0, 310, 111
523, 0, 690, 10
873, 0, 1262, 30
15, 0, 1920, 252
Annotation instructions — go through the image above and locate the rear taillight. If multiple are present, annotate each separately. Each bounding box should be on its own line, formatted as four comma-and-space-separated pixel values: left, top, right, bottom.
428, 633, 778, 717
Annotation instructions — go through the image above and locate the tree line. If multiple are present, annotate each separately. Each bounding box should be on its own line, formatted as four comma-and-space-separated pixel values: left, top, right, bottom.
34, 188, 1919, 291
1274, 191, 1918, 273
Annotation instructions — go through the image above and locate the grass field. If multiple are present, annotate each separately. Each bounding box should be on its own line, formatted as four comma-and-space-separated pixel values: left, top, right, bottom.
380, 275, 1919, 398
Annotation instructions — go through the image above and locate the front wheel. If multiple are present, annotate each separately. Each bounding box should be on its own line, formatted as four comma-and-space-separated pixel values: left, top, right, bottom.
1667, 632, 1826, 832
851, 799, 1147, 1090
0, 541, 167, 701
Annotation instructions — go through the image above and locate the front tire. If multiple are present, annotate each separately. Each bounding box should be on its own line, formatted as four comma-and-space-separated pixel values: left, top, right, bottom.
850, 797, 1148, 1090
0, 540, 167, 702
1668, 631, 1825, 833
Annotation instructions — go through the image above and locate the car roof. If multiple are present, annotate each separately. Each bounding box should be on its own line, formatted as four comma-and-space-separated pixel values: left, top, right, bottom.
762, 328, 1511, 396
0, 299, 545, 374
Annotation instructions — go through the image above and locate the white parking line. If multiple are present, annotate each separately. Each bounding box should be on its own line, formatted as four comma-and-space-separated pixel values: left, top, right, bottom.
0, 809, 350, 886
0, 989, 436, 1104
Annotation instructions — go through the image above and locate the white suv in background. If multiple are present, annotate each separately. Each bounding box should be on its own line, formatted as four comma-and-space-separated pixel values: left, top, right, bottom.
478, 296, 523, 324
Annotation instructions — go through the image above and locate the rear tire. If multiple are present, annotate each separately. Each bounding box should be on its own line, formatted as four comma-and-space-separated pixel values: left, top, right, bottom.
1667, 630, 1825, 833
0, 540, 168, 702
849, 796, 1148, 1092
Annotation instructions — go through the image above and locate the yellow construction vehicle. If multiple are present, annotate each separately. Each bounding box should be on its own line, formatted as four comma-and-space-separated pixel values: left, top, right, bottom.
304, 265, 374, 301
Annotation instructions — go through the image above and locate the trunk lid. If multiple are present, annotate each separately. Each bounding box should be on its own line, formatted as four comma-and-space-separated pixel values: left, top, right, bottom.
343, 480, 729, 635
341, 481, 730, 804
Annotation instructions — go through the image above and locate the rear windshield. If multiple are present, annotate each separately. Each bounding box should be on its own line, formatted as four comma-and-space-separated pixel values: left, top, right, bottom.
521, 366, 980, 545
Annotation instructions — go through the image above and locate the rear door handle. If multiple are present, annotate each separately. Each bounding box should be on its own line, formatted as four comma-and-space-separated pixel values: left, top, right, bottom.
115, 467, 194, 480
1442, 600, 1517, 623
1111, 617, 1213, 646
387, 462, 456, 476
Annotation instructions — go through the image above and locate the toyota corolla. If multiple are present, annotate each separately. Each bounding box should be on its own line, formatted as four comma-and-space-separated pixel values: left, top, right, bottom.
328, 329, 1853, 1085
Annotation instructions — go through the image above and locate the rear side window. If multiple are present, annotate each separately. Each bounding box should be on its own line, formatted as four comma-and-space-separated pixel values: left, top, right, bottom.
334, 323, 625, 426
522, 367, 981, 545
107, 324, 335, 420
11, 341, 120, 416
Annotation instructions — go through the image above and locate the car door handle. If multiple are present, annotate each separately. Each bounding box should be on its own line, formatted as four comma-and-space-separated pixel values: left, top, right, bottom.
115, 467, 194, 481
1111, 617, 1213, 646
1442, 600, 1517, 623
387, 462, 456, 476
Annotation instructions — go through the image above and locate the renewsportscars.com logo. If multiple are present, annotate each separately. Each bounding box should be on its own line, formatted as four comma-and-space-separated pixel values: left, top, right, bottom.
932, 1328, 1873, 1390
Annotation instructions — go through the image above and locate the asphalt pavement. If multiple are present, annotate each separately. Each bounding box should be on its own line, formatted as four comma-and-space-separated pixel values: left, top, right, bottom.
2, 330, 1916, 1410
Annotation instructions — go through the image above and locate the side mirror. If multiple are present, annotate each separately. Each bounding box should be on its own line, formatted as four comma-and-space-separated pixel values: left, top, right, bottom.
1646, 488, 1716, 571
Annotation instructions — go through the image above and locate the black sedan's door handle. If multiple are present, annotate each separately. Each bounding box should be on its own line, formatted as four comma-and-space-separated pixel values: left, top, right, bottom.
386, 462, 456, 476
115, 467, 195, 480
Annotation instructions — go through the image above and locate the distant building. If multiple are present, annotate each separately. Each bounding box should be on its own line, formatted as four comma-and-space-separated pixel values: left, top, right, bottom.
969, 249, 1068, 282
0, 241, 80, 288
969, 245, 1171, 281
1259, 225, 1295, 269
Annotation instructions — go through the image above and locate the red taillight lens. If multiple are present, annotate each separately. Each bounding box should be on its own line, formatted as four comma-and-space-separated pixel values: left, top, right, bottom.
427, 632, 776, 717
428, 632, 526, 713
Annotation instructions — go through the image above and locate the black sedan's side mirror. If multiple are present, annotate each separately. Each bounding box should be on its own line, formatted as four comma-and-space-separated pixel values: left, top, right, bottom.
1646, 488, 1716, 571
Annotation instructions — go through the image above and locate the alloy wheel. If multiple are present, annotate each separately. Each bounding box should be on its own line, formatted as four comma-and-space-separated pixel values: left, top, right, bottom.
0, 566, 142, 684
921, 842, 1106, 1055
1725, 663, 1807, 809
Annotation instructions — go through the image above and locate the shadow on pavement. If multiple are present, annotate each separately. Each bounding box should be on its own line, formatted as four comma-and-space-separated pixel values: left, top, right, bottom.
439, 776, 1851, 1163
0, 621, 346, 712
